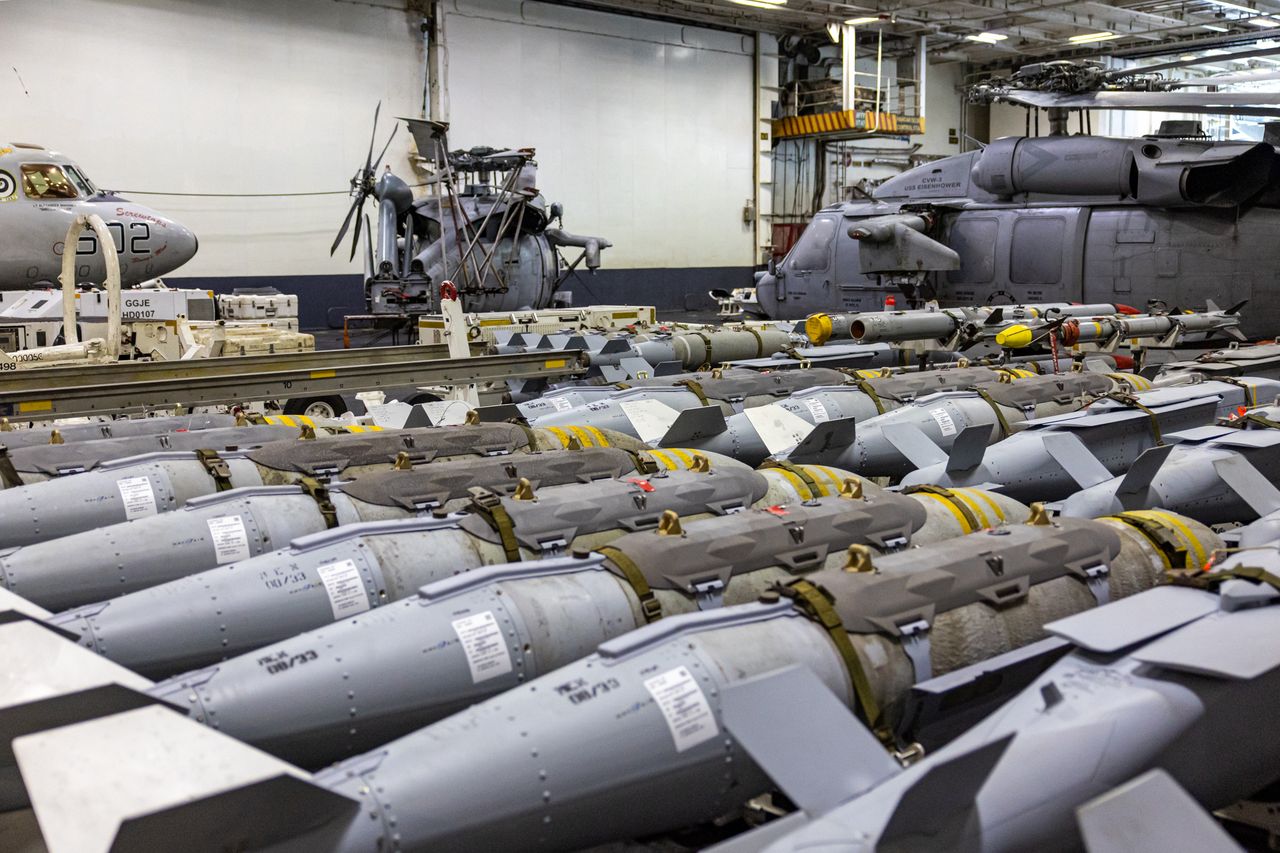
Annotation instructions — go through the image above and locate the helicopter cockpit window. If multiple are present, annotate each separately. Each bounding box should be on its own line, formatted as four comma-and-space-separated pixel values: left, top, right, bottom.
62, 164, 96, 196
20, 164, 79, 200
946, 218, 997, 285
789, 216, 838, 272
1010, 217, 1064, 285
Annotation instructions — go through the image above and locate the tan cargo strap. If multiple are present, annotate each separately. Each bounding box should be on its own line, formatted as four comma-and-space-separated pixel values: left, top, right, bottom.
194, 449, 234, 492
852, 378, 887, 415
744, 325, 765, 357
973, 387, 1014, 440
600, 545, 663, 623
1214, 376, 1259, 409
625, 449, 660, 475
694, 331, 713, 369
1103, 511, 1196, 570
1102, 391, 1164, 446
0, 446, 20, 490
468, 489, 522, 562
904, 484, 982, 533
1167, 563, 1280, 593
762, 459, 820, 499
1225, 409, 1280, 430
299, 476, 340, 529
677, 379, 711, 407
778, 578, 893, 746
245, 411, 269, 425
516, 423, 543, 452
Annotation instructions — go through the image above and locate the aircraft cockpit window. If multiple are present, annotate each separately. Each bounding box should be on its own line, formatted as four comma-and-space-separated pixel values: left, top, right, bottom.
63, 164, 96, 196
789, 216, 838, 271
20, 163, 79, 200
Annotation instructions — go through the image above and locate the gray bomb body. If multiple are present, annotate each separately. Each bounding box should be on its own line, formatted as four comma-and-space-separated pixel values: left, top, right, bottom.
1060, 410, 1280, 523
49, 466, 781, 678
0, 422, 646, 549
830, 371, 1113, 479
0, 447, 651, 611
148, 487, 1034, 766
900, 378, 1280, 501
0, 413, 236, 451
749, 562, 1280, 853
662, 365, 1027, 464
295, 514, 1214, 853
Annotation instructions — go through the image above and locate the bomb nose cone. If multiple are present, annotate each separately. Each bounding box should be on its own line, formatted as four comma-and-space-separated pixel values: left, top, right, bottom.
996, 324, 1035, 349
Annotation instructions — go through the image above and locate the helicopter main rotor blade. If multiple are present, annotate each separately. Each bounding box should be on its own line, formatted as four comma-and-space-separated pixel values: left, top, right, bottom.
997, 89, 1280, 116
1172, 69, 1280, 87
365, 100, 382, 174
1114, 44, 1280, 78
372, 124, 399, 174
331, 195, 362, 257
350, 200, 366, 262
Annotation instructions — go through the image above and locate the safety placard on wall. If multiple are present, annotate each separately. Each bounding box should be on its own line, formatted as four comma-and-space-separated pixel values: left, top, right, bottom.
117, 476, 158, 520
207, 515, 251, 564
452, 610, 513, 683
644, 665, 719, 753
929, 407, 958, 436
745, 405, 815, 456
316, 559, 370, 620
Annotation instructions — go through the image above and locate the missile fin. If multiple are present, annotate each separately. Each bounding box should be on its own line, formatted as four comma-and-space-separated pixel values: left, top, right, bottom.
785, 418, 857, 466
598, 338, 632, 355
1040, 433, 1114, 489
876, 733, 1015, 847
1213, 455, 1280, 517
945, 425, 988, 473
653, 360, 684, 376
1077, 769, 1244, 853
403, 405, 436, 428
659, 406, 728, 446
15, 706, 358, 853
618, 356, 655, 379
1205, 298, 1221, 313
880, 423, 948, 469
720, 665, 899, 815
1115, 444, 1175, 502
1226, 299, 1249, 316
470, 403, 525, 425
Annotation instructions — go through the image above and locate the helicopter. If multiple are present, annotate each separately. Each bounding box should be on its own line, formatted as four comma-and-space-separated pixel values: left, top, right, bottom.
0, 143, 198, 289
331, 107, 612, 316
753, 50, 1280, 338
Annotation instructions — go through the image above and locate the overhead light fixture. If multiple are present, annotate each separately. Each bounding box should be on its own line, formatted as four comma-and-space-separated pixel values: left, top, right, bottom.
966, 32, 1008, 43
1202, 23, 1230, 31
826, 22, 841, 41
728, 0, 786, 7
1180, 53, 1198, 60
1069, 31, 1120, 43
844, 15, 881, 24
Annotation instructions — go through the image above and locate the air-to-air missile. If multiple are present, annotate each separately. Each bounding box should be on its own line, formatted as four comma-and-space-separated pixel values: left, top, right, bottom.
141, 483, 1030, 767
994, 301, 1247, 351
1059, 403, 1280, 523
0, 424, 304, 486
0, 412, 238, 450
0, 422, 650, 549
1, 509, 1220, 852
803, 303, 1120, 347
712, 550, 1280, 853
1158, 341, 1280, 381
45, 459, 872, 678
665, 369, 1119, 473
900, 377, 1280, 503
0, 446, 697, 611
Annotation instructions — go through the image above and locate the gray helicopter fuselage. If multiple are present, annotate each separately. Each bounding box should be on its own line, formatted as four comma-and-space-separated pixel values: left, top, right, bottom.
0, 144, 197, 289
756, 136, 1280, 337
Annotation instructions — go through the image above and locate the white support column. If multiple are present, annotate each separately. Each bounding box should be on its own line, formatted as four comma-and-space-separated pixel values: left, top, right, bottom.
755, 33, 779, 267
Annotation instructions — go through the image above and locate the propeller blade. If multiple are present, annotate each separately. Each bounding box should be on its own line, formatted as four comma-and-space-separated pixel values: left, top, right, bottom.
365, 101, 382, 174
1115, 44, 1280, 78
1173, 69, 1280, 87
350, 201, 365, 262
330, 196, 362, 257
372, 124, 399, 174
363, 213, 375, 281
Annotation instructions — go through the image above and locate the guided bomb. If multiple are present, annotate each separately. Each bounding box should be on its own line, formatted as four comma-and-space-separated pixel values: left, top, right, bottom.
0, 412, 237, 450
0, 422, 648, 549
0, 446, 703, 611
901, 378, 1280, 501
145, 484, 1029, 766
48, 462, 862, 678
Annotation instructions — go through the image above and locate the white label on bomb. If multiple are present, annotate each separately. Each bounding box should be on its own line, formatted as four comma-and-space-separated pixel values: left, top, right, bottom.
929, 407, 958, 436
117, 476, 157, 520
547, 396, 573, 412
452, 610, 513, 683
207, 515, 251, 565
316, 559, 370, 620
619, 399, 680, 444
745, 405, 815, 456
645, 665, 719, 753
803, 397, 830, 423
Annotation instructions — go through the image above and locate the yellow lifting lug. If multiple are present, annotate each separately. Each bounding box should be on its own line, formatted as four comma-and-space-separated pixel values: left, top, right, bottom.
657, 509, 685, 536
843, 543, 876, 573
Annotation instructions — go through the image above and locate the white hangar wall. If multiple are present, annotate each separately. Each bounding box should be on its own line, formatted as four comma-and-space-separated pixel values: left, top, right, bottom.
442, 0, 758, 309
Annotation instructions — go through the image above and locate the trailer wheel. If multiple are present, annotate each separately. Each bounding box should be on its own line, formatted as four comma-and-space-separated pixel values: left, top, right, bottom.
283, 396, 348, 419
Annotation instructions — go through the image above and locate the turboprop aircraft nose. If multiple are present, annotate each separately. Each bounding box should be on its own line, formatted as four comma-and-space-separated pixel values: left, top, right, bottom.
100, 196, 199, 280
145, 212, 199, 277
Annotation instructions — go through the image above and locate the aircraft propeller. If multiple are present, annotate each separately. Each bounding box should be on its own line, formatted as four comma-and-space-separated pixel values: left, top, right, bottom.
331, 101, 398, 261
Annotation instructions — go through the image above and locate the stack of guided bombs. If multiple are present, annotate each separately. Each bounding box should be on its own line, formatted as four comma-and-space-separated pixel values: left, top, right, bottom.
0, 421, 654, 548
142, 477, 1029, 765
18, 500, 1217, 853
41, 453, 870, 677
